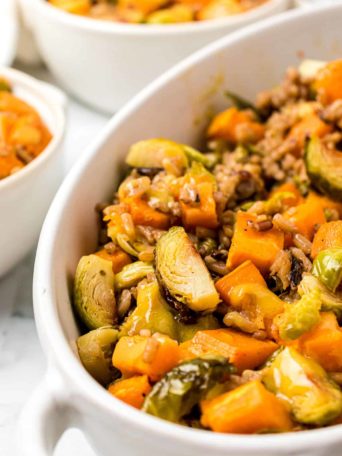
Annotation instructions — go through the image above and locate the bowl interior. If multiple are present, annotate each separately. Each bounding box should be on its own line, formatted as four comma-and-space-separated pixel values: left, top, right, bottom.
36, 4, 342, 452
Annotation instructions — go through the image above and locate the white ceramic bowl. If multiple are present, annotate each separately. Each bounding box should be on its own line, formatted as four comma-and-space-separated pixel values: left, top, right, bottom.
0, 67, 66, 278
0, 0, 18, 66
20, 0, 288, 114
20, 4, 342, 456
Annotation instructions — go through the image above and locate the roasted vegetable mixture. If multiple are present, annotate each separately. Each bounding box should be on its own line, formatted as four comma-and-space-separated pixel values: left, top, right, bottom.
48, 0, 267, 24
74, 59, 342, 434
0, 78, 52, 180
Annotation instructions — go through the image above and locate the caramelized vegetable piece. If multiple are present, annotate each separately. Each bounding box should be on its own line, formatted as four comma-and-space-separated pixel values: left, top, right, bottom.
74, 255, 117, 330
283, 199, 326, 241
177, 315, 220, 342
313, 59, 342, 104
305, 137, 342, 200
179, 329, 278, 373
215, 260, 266, 304
49, 0, 91, 14
146, 4, 193, 23
263, 347, 342, 426
156, 227, 220, 312
295, 312, 342, 372
95, 248, 132, 274
119, 280, 178, 339
108, 375, 152, 409
197, 0, 243, 20
226, 283, 284, 336
118, 0, 168, 15
311, 221, 342, 258
201, 380, 292, 433
227, 211, 284, 274
112, 333, 180, 381
125, 197, 170, 230
306, 191, 342, 218
143, 356, 234, 422
207, 107, 264, 144
269, 182, 303, 208
114, 261, 154, 290
77, 327, 119, 385
287, 114, 331, 155
312, 248, 342, 292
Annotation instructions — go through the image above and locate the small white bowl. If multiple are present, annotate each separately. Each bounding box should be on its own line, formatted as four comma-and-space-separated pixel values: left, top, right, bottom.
20, 0, 288, 113
19, 4, 342, 456
0, 67, 66, 278
0, 0, 18, 66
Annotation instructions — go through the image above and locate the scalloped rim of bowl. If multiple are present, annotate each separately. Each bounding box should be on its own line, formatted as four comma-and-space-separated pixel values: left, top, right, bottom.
0, 67, 66, 192
34, 3, 342, 454
33, 0, 289, 35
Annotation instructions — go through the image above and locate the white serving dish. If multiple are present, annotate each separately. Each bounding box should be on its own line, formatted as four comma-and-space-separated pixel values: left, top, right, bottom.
19, 0, 288, 114
0, 67, 66, 278
20, 4, 342, 456
0, 0, 18, 66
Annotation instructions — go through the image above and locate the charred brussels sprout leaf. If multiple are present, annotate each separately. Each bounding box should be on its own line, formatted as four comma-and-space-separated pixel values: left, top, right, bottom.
77, 327, 119, 386
156, 227, 220, 312
142, 356, 234, 422
74, 255, 116, 330
312, 248, 342, 292
263, 347, 342, 426
114, 261, 154, 290
305, 136, 342, 200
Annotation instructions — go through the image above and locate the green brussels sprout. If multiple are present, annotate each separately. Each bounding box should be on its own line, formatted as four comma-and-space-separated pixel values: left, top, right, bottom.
0, 78, 12, 92
263, 347, 342, 426
114, 261, 154, 290
182, 146, 218, 169
74, 255, 116, 330
305, 136, 342, 200
119, 279, 177, 339
77, 327, 119, 385
146, 4, 193, 24
312, 248, 342, 292
299, 273, 342, 318
142, 356, 234, 422
155, 227, 220, 312
276, 290, 321, 341
177, 314, 220, 342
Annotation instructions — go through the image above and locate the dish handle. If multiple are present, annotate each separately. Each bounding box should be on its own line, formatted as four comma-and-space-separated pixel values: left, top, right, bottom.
17, 368, 74, 456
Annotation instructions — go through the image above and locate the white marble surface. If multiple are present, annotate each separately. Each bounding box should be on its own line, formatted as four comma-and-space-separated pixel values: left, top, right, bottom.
0, 63, 110, 456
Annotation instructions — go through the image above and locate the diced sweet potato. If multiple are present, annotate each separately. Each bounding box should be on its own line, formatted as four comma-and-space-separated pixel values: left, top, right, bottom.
311, 221, 342, 258
95, 248, 132, 274
108, 375, 152, 409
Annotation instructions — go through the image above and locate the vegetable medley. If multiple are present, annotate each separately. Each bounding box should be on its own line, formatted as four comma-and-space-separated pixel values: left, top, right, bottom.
48, 0, 267, 24
74, 59, 342, 434
0, 78, 52, 180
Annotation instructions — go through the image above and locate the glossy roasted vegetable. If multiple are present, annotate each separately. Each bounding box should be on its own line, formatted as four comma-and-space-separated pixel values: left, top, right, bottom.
275, 290, 321, 341
114, 261, 154, 290
142, 356, 234, 422
313, 59, 342, 104
177, 315, 220, 342
120, 279, 177, 339
311, 221, 342, 258
74, 255, 117, 329
108, 375, 152, 409
312, 248, 342, 292
305, 136, 342, 200
201, 380, 292, 433
146, 4, 193, 23
95, 248, 132, 274
156, 227, 220, 312
299, 273, 342, 318
77, 327, 119, 385
263, 347, 342, 426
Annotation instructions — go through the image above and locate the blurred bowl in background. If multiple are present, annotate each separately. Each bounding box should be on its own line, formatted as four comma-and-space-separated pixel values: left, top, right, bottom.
0, 0, 18, 66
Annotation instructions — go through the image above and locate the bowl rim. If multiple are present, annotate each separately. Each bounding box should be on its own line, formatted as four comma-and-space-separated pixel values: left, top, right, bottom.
34, 3, 342, 452
32, 0, 288, 36
0, 67, 66, 193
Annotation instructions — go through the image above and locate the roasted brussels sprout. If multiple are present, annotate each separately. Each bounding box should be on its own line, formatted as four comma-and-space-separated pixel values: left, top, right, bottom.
155, 227, 220, 312
77, 327, 119, 385
299, 273, 342, 318
305, 136, 342, 200
263, 347, 342, 426
312, 248, 342, 292
275, 290, 321, 341
114, 261, 154, 290
142, 356, 234, 422
119, 279, 177, 339
74, 255, 117, 329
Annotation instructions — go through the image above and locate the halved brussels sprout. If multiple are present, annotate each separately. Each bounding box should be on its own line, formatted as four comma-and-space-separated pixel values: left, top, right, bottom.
74, 255, 116, 330
263, 347, 342, 426
155, 227, 220, 312
312, 248, 342, 292
276, 290, 321, 341
114, 261, 154, 290
305, 136, 342, 200
142, 356, 234, 422
299, 273, 342, 318
77, 327, 119, 385
119, 279, 177, 339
